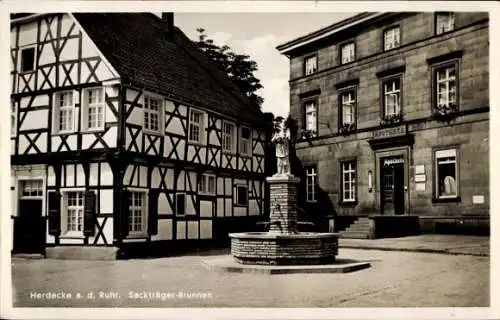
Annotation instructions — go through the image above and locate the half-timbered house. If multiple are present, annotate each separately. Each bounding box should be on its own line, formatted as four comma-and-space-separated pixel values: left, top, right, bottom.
10, 13, 267, 258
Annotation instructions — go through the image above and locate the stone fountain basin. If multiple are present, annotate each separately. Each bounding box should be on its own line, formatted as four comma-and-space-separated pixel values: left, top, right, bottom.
229, 232, 340, 265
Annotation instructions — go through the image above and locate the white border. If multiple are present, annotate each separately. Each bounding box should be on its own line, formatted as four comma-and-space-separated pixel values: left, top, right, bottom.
1, 1, 499, 320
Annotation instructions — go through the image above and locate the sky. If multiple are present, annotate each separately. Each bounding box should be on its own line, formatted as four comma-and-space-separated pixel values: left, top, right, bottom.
175, 13, 356, 117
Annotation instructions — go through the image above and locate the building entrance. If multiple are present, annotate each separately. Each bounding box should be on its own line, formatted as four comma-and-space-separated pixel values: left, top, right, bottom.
380, 157, 405, 215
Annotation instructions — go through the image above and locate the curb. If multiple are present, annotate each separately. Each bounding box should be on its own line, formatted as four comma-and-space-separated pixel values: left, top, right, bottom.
339, 245, 489, 257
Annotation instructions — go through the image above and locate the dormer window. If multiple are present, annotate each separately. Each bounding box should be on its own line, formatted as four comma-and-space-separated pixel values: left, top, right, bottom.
304, 55, 317, 75
436, 12, 455, 34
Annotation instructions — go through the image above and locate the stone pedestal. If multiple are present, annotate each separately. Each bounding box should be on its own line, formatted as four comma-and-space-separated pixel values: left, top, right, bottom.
266, 174, 301, 234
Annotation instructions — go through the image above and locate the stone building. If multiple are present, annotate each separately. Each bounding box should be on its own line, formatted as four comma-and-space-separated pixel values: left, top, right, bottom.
277, 12, 489, 237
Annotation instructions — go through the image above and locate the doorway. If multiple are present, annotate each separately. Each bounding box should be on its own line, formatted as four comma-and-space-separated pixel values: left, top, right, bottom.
13, 180, 45, 254
380, 157, 405, 215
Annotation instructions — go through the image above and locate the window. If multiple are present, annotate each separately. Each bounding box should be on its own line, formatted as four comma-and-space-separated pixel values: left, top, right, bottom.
128, 191, 147, 234
20, 46, 35, 72
189, 109, 204, 143
383, 78, 401, 116
63, 191, 84, 234
306, 166, 317, 202
199, 173, 216, 195
435, 149, 458, 198
82, 87, 104, 131
435, 65, 457, 109
143, 95, 162, 133
240, 127, 251, 156
340, 89, 356, 125
20, 180, 43, 198
53, 91, 75, 134
175, 193, 186, 216
341, 161, 356, 202
222, 121, 236, 153
341, 42, 355, 64
236, 185, 248, 206
11, 100, 16, 137
384, 27, 400, 51
304, 101, 317, 135
436, 12, 455, 34
304, 55, 317, 75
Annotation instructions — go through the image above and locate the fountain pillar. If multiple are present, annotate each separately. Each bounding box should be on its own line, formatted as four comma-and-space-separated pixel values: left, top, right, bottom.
267, 174, 301, 234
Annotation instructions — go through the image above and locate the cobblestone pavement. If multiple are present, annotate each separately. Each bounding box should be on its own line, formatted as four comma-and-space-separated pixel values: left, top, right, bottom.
10, 249, 489, 308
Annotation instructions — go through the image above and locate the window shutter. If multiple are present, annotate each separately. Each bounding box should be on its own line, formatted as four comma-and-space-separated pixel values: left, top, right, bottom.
83, 191, 96, 237
148, 190, 158, 235
48, 191, 61, 235
121, 190, 131, 238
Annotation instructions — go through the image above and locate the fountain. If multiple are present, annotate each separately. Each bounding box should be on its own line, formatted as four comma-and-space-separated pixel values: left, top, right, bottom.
229, 119, 340, 265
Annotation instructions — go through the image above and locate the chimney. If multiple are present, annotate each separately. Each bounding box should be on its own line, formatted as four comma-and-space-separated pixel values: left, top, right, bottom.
161, 12, 174, 36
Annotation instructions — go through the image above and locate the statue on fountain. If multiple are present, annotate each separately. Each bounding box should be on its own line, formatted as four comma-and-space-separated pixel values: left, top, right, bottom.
271, 118, 291, 177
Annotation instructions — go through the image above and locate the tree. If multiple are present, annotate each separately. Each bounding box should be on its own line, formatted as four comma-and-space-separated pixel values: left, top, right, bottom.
195, 28, 264, 109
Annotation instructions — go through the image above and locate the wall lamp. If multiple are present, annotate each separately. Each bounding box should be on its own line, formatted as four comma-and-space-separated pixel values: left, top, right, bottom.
368, 170, 373, 193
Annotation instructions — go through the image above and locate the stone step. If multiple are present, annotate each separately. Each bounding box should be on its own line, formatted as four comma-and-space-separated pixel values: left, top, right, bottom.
46, 246, 119, 260
339, 232, 371, 239
346, 227, 371, 232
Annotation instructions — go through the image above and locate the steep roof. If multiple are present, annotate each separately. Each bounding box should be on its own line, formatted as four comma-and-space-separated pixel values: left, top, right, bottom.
73, 13, 264, 126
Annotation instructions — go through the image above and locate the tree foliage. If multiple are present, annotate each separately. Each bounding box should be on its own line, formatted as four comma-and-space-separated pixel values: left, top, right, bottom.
195, 28, 264, 109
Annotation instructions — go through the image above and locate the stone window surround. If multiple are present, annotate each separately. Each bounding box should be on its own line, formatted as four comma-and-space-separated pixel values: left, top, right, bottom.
303, 53, 318, 76
337, 85, 358, 129
432, 145, 461, 203
435, 12, 456, 35
427, 51, 462, 114
301, 97, 318, 136
382, 25, 401, 51
339, 40, 356, 65
338, 156, 358, 206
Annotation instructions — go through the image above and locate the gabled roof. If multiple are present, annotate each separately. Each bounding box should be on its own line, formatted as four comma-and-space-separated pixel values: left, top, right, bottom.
277, 12, 385, 56
73, 13, 264, 126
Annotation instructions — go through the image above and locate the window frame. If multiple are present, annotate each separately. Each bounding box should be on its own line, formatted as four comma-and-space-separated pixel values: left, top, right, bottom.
340, 41, 356, 65
126, 188, 148, 237
222, 120, 237, 153
435, 12, 456, 35
199, 173, 216, 196
383, 25, 401, 51
11, 99, 17, 137
19, 45, 37, 73
19, 179, 44, 199
239, 126, 252, 157
432, 147, 461, 202
60, 188, 86, 238
142, 93, 164, 135
188, 108, 206, 144
305, 165, 318, 203
337, 85, 358, 130
303, 98, 318, 136
52, 90, 77, 135
81, 87, 106, 132
235, 184, 249, 207
175, 192, 186, 216
304, 54, 318, 76
431, 60, 460, 113
340, 160, 357, 203
380, 75, 403, 118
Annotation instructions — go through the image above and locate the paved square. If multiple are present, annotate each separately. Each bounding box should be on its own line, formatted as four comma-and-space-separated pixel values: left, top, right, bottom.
11, 249, 489, 308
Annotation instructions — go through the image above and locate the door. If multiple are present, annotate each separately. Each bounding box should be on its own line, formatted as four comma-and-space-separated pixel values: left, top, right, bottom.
380, 157, 405, 215
13, 199, 45, 254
